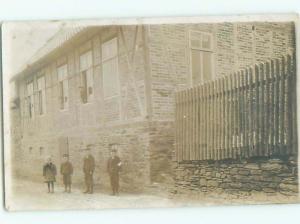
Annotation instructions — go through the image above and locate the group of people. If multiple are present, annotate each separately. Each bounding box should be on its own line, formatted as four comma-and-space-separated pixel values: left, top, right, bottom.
43, 145, 122, 196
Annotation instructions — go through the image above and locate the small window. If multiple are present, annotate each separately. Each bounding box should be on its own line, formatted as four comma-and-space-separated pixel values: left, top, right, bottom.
80, 51, 93, 103
189, 31, 214, 85
39, 147, 44, 156
29, 147, 33, 153
57, 64, 69, 110
102, 38, 120, 99
26, 82, 34, 119
37, 76, 46, 115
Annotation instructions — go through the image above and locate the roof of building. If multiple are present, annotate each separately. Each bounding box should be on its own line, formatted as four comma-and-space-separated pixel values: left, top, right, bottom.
28, 26, 86, 65
10, 25, 90, 82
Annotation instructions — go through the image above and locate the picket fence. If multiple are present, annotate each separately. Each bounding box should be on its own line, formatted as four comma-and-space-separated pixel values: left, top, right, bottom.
175, 54, 297, 161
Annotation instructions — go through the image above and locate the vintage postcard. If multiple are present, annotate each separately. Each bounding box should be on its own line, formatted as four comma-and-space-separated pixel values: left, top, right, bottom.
1, 15, 300, 211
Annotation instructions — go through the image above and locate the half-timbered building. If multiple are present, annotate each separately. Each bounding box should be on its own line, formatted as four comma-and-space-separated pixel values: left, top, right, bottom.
10, 22, 296, 193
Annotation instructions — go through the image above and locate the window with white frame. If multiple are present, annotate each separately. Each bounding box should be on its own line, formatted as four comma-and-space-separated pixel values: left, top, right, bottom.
57, 64, 69, 110
101, 37, 120, 99
79, 50, 93, 104
37, 76, 46, 115
26, 81, 34, 119
189, 31, 214, 85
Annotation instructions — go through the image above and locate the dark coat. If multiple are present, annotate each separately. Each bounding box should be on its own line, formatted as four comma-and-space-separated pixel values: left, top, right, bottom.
107, 156, 121, 175
60, 161, 73, 175
83, 155, 95, 174
43, 162, 57, 182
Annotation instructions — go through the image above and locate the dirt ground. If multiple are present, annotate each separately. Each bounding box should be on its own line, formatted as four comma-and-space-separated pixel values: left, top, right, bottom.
5, 178, 300, 211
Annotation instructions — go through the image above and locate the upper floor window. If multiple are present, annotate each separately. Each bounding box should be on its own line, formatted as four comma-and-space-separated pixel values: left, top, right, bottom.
101, 37, 120, 99
37, 75, 46, 115
26, 81, 34, 119
79, 50, 93, 104
189, 31, 214, 85
57, 64, 69, 110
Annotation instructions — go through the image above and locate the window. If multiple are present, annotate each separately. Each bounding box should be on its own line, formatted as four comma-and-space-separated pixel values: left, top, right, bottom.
26, 81, 34, 119
39, 147, 44, 156
102, 38, 120, 99
79, 50, 93, 103
57, 64, 69, 110
29, 147, 33, 154
37, 76, 46, 115
58, 137, 69, 158
189, 31, 214, 85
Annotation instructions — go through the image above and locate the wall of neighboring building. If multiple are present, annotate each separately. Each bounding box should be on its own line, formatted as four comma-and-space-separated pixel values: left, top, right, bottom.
147, 22, 295, 122
14, 25, 153, 192
146, 22, 296, 186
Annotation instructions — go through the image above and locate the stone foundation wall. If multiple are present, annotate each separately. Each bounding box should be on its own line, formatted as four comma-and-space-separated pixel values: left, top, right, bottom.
14, 121, 151, 193
13, 119, 177, 193
173, 155, 298, 197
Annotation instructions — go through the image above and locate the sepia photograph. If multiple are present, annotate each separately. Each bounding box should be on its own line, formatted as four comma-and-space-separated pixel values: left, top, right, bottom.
1, 15, 299, 211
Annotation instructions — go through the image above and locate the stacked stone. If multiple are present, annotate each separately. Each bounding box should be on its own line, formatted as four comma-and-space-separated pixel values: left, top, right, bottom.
173, 156, 298, 197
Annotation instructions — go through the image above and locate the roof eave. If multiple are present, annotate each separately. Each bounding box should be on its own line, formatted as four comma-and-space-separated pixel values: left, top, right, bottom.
10, 26, 102, 83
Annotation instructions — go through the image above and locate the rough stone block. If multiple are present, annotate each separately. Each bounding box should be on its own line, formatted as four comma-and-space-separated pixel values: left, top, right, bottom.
244, 163, 260, 170
279, 183, 298, 193
199, 178, 207, 187
229, 168, 239, 175
229, 182, 242, 189
261, 163, 282, 171
262, 187, 276, 193
250, 169, 262, 175
200, 168, 206, 175
215, 172, 221, 178
238, 170, 250, 175
207, 180, 219, 187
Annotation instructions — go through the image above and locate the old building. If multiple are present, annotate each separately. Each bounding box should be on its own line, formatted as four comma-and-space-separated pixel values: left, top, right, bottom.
10, 22, 296, 193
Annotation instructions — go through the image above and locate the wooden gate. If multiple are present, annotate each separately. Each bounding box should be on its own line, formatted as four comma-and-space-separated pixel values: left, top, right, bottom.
175, 54, 297, 161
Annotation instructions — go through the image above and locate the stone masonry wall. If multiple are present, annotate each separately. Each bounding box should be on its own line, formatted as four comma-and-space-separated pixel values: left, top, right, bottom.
173, 155, 298, 197
148, 121, 175, 184
15, 120, 151, 193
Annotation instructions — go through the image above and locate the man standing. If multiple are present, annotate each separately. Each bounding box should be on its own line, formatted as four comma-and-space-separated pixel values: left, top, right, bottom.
43, 157, 57, 193
107, 146, 121, 195
83, 145, 95, 194
60, 154, 73, 193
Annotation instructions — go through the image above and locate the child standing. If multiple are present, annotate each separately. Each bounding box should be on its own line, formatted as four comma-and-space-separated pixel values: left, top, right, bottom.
43, 157, 57, 193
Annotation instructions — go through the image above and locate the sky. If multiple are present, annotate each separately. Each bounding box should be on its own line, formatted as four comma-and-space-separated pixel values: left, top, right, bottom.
3, 21, 63, 78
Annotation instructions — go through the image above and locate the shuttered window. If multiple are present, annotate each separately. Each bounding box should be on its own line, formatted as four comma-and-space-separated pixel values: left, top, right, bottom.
57, 64, 69, 110
26, 81, 34, 119
101, 38, 120, 99
189, 31, 214, 85
37, 76, 46, 115
79, 50, 93, 103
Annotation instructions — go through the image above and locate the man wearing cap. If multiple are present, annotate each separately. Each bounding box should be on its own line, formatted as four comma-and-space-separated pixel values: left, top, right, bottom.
83, 145, 95, 194
107, 146, 122, 195
60, 154, 73, 193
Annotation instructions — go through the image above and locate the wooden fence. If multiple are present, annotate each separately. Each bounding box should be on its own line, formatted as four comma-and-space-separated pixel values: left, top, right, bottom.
175, 54, 297, 161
